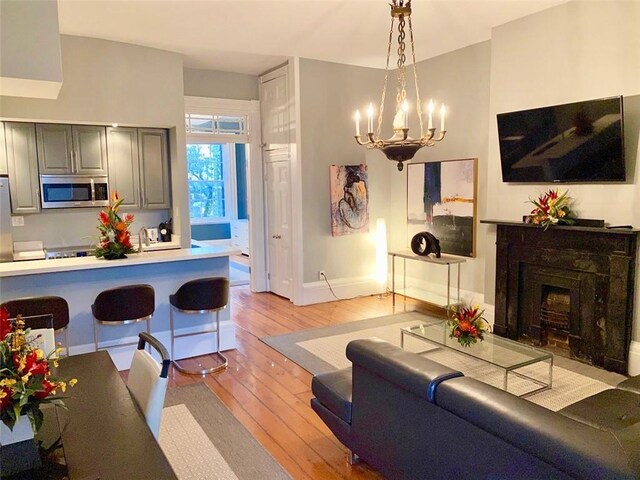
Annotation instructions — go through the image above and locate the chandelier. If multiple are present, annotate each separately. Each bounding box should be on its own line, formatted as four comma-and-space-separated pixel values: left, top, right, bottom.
354, 0, 446, 172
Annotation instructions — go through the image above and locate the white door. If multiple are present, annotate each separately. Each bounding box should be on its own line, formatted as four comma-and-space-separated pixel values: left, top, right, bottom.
260, 68, 289, 156
265, 160, 292, 299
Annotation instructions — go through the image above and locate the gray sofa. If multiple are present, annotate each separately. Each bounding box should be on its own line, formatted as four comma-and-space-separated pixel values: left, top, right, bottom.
310, 338, 640, 479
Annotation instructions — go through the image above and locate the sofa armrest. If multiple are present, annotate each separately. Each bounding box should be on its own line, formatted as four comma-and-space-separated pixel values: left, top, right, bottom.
346, 338, 462, 402
436, 376, 637, 479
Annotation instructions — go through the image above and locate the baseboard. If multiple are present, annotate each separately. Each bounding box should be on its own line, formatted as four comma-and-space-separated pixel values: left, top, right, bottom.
298, 275, 383, 306
629, 340, 640, 376
67, 323, 236, 371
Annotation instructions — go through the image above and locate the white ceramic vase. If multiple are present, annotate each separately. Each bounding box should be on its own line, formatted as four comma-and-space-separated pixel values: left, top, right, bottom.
0, 415, 34, 445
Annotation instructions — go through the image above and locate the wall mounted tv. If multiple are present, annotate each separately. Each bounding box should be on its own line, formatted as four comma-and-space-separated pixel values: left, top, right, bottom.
497, 96, 624, 183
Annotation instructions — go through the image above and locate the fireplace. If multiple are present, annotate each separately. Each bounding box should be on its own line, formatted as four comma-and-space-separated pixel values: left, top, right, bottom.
487, 221, 639, 374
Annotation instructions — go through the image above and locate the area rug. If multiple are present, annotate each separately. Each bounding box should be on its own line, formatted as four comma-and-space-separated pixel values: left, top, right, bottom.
262, 311, 615, 412
158, 382, 291, 480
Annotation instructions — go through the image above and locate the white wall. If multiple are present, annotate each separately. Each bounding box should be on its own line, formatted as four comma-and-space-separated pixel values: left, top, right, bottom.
183, 67, 258, 100
297, 59, 387, 284
388, 41, 492, 302
0, 0, 62, 99
0, 36, 190, 248
483, 1, 640, 372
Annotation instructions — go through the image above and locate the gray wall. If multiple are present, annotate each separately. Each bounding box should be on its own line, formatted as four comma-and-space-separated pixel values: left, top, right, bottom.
0, 36, 189, 248
183, 67, 259, 100
298, 58, 387, 283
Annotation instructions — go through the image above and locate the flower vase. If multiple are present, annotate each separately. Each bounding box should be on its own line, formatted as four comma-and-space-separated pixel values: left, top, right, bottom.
103, 253, 127, 260
0, 415, 34, 445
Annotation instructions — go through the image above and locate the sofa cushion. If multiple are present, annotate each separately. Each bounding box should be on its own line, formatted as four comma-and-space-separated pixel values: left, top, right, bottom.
311, 368, 352, 424
559, 388, 640, 431
346, 338, 463, 402
617, 375, 640, 395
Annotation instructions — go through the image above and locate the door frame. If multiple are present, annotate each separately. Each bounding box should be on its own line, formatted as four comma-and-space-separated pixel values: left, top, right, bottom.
184, 96, 267, 292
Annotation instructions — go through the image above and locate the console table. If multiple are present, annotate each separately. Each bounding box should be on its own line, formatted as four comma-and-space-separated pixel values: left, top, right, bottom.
389, 250, 465, 308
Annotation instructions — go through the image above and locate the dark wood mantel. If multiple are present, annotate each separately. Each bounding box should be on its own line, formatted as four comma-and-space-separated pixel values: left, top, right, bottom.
483, 220, 640, 374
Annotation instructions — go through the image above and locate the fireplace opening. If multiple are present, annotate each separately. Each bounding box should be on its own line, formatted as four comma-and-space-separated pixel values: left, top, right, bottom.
539, 286, 571, 352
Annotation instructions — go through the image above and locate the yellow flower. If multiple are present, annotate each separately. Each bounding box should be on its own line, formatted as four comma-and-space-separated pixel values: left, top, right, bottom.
53, 360, 59, 368
35, 348, 44, 360
69, 378, 78, 387
0, 378, 17, 387
59, 381, 67, 393
21, 373, 31, 383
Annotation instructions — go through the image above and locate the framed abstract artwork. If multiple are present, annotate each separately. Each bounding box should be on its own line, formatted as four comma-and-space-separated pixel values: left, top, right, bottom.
407, 158, 477, 257
330, 164, 369, 236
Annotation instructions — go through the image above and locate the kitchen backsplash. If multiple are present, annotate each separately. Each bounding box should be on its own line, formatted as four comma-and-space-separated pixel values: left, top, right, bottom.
11, 209, 170, 249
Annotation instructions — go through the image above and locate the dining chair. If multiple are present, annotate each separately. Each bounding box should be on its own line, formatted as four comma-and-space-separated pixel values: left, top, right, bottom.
8, 313, 57, 357
169, 277, 229, 375
127, 332, 170, 440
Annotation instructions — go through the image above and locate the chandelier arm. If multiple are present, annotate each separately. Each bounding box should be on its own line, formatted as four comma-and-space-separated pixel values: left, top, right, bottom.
376, 16, 396, 139
408, 15, 425, 138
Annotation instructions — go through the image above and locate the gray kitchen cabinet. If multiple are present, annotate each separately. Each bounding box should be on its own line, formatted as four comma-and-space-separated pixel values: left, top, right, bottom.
106, 127, 140, 209
0, 122, 7, 175
138, 128, 170, 209
5, 122, 40, 213
36, 124, 108, 175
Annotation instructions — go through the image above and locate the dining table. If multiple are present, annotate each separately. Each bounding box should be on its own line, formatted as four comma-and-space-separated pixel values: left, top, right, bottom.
2, 351, 178, 479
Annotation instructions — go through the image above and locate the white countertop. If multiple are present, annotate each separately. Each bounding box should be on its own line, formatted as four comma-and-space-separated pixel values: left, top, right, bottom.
0, 245, 241, 278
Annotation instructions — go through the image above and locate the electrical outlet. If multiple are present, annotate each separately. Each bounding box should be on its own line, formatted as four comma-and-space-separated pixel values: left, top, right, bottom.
11, 216, 24, 227
318, 270, 325, 280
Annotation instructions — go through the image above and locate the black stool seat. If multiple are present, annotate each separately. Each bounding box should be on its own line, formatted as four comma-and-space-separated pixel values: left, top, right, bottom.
2, 296, 70, 356
169, 277, 229, 375
92, 284, 155, 351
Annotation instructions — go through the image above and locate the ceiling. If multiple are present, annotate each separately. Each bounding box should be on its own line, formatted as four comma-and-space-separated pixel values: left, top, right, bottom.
57, 0, 568, 75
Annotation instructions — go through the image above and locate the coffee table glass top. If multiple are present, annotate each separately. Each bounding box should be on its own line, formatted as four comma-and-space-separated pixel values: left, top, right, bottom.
401, 320, 552, 370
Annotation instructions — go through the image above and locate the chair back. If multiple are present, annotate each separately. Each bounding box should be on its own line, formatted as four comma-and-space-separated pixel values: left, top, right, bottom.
170, 277, 229, 311
92, 285, 155, 322
127, 332, 170, 439
2, 296, 69, 331
8, 314, 57, 357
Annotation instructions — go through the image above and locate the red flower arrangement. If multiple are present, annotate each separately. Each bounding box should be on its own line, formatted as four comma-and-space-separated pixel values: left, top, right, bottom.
528, 189, 574, 230
0, 306, 77, 433
448, 304, 491, 347
94, 192, 136, 259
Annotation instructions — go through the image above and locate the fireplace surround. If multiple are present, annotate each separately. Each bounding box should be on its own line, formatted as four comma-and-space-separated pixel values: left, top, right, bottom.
486, 221, 639, 374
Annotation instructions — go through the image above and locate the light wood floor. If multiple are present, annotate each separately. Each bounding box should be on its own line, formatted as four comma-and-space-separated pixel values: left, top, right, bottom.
163, 285, 419, 480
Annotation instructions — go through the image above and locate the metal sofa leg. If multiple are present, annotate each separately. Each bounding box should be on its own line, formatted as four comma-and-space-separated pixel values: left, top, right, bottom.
348, 451, 361, 465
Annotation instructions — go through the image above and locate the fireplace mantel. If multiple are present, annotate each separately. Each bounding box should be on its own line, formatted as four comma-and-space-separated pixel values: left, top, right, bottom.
485, 220, 640, 374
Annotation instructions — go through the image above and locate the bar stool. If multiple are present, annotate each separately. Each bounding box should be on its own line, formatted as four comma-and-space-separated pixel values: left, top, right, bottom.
169, 277, 229, 375
92, 284, 155, 352
1, 296, 70, 356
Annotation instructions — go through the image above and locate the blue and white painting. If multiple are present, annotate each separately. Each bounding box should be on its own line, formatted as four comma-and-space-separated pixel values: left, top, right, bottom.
407, 159, 476, 257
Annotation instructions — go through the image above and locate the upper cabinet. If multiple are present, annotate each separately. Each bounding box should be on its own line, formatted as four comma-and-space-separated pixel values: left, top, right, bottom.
36, 124, 108, 175
0, 123, 7, 175
138, 128, 170, 209
106, 127, 141, 209
5, 122, 40, 214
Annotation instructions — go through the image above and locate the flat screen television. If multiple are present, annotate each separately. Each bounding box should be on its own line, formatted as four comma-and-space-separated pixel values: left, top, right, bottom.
497, 96, 625, 183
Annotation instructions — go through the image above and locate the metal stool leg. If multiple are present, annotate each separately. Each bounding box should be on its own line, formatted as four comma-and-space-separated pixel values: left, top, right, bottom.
169, 306, 175, 361
93, 321, 99, 352
172, 308, 228, 376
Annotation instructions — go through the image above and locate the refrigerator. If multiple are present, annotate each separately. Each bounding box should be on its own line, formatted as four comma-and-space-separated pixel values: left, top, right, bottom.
0, 175, 13, 262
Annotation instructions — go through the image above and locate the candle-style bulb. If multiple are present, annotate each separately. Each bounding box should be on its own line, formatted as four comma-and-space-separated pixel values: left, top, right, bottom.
367, 103, 374, 134
355, 110, 361, 137
428, 99, 434, 129
440, 104, 446, 131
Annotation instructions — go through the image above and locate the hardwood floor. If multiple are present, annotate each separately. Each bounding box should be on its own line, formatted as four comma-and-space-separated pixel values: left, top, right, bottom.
164, 285, 422, 480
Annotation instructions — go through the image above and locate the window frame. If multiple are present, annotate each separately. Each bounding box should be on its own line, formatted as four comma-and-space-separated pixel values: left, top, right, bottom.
185, 97, 251, 225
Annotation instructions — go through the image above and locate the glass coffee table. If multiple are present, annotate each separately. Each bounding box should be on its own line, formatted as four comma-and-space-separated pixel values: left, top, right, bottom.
401, 320, 553, 397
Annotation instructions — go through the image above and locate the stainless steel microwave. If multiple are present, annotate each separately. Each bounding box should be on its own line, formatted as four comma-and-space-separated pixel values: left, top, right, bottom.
40, 175, 109, 209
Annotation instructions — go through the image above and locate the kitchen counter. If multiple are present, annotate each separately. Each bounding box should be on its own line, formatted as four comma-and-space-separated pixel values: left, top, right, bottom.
0, 245, 240, 278
0, 245, 241, 369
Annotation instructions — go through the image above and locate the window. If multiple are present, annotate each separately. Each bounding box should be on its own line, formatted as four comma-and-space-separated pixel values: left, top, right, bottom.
187, 143, 228, 222
185, 97, 254, 226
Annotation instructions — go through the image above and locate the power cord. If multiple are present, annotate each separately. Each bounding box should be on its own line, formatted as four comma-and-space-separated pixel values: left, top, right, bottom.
320, 272, 391, 301
320, 272, 341, 300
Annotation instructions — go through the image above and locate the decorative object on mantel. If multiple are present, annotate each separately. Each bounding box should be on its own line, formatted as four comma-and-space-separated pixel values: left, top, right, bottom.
410, 231, 441, 258
447, 303, 490, 347
0, 307, 77, 442
527, 188, 575, 230
353, 0, 447, 171
94, 192, 136, 260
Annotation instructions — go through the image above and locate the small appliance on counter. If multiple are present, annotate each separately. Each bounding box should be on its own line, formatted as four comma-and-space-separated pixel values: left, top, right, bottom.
158, 219, 172, 242
13, 241, 46, 261
144, 228, 158, 244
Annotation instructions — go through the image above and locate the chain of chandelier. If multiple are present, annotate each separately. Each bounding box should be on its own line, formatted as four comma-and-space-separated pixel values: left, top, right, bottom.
354, 0, 446, 171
